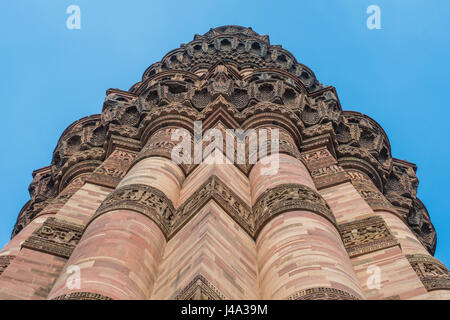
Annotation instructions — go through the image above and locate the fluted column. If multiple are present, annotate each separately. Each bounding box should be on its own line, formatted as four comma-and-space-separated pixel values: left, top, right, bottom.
47, 129, 185, 300
252, 153, 364, 300
151, 144, 259, 300
0, 143, 140, 299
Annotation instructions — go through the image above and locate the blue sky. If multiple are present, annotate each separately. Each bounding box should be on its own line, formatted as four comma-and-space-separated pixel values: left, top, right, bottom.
1, 1, 449, 266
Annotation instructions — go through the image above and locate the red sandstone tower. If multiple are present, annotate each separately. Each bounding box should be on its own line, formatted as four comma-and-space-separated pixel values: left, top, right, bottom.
0, 26, 449, 300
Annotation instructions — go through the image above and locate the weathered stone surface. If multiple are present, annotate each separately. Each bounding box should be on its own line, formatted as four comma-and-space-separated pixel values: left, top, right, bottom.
2, 25, 447, 301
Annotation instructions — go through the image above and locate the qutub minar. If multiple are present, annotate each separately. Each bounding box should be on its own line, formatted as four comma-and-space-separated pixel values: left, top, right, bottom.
0, 26, 449, 300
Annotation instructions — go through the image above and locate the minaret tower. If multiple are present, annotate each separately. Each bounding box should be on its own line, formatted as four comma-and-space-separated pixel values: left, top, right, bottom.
1, 26, 448, 300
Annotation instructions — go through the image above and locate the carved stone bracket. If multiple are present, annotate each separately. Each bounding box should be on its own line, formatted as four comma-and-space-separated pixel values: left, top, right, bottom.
339, 216, 399, 258
174, 274, 226, 300
22, 217, 84, 259
287, 287, 360, 300
406, 254, 450, 291
253, 183, 336, 235
0, 255, 15, 276
52, 292, 113, 300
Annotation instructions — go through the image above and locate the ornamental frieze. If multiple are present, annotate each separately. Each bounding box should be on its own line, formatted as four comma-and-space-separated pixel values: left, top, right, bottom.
406, 254, 450, 291
92, 177, 337, 240
287, 287, 360, 300
22, 217, 84, 259
336, 145, 386, 190
174, 275, 226, 300
300, 148, 335, 170
93, 184, 175, 237
253, 183, 336, 235
174, 176, 252, 236
338, 216, 398, 258
300, 147, 350, 189
52, 292, 113, 300
348, 171, 394, 211
85, 149, 137, 188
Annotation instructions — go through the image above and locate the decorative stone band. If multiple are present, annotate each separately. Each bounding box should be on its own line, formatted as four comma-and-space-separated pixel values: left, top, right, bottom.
174, 274, 226, 300
133, 130, 303, 178
348, 171, 395, 212
287, 287, 360, 300
91, 176, 251, 240
91, 178, 333, 241
253, 183, 336, 236
336, 146, 386, 192
338, 216, 399, 258
85, 150, 137, 189
310, 164, 350, 189
174, 175, 252, 236
300, 147, 351, 190
406, 254, 450, 291
36, 176, 88, 218
91, 184, 175, 238
301, 147, 336, 171
21, 217, 84, 259
52, 292, 113, 300
0, 255, 15, 276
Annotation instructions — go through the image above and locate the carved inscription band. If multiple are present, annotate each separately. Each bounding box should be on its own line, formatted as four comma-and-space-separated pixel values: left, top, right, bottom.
339, 215, 399, 258
253, 183, 336, 235
91, 178, 334, 240
52, 292, 113, 300
174, 275, 226, 300
0, 255, 15, 276
21, 217, 84, 259
174, 176, 252, 236
92, 184, 175, 237
406, 254, 450, 291
348, 171, 393, 211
